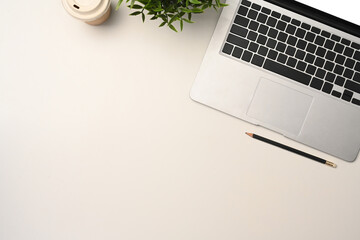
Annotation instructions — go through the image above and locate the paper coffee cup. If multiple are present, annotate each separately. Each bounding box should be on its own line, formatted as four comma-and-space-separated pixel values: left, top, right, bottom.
62, 0, 111, 25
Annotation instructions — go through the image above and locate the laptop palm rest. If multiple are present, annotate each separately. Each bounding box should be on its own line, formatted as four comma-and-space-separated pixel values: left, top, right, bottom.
247, 78, 313, 136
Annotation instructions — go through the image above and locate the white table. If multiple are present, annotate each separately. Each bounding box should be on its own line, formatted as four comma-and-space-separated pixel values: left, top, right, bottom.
1, 1, 360, 240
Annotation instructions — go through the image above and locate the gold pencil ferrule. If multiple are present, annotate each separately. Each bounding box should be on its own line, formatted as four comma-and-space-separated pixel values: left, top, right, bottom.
325, 161, 337, 168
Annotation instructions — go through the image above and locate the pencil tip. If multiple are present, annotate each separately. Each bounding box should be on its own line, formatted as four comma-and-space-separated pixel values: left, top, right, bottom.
325, 161, 337, 168
245, 132, 253, 137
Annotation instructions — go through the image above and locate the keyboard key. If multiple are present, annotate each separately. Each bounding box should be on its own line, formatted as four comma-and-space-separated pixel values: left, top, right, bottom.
322, 82, 333, 93
324, 39, 335, 50
325, 51, 336, 61
248, 9, 258, 20
325, 72, 336, 82
315, 47, 326, 57
296, 61, 307, 71
286, 57, 297, 68
314, 57, 325, 68
341, 38, 351, 46
242, 50, 253, 62
344, 68, 354, 79
257, 13, 268, 24
277, 32, 288, 42
242, 0, 251, 7
257, 35, 267, 45
276, 42, 286, 52
352, 98, 360, 106
311, 26, 321, 34
285, 46, 296, 56
324, 61, 334, 71
249, 21, 259, 31
314, 36, 325, 46
291, 19, 301, 26
310, 77, 324, 90
345, 58, 356, 69
295, 50, 306, 60
271, 11, 281, 19
335, 55, 345, 65
331, 34, 341, 42
230, 25, 248, 37
238, 6, 249, 16
287, 36, 297, 46
251, 54, 265, 67
267, 49, 278, 60
344, 47, 354, 58
341, 90, 353, 100
306, 43, 317, 53
315, 68, 326, 79
285, 24, 296, 35
335, 76, 345, 86
249, 42, 259, 52
258, 46, 269, 56
321, 31, 331, 38
355, 62, 360, 72
222, 43, 234, 54
305, 32, 316, 42
295, 28, 306, 39
297, 40, 307, 50
354, 51, 360, 61
266, 17, 277, 27
276, 21, 287, 31
227, 34, 249, 48
306, 65, 317, 75
353, 72, 360, 83
261, 7, 271, 15
332, 90, 341, 98
334, 43, 344, 54
334, 65, 344, 75
301, 22, 310, 30
268, 28, 278, 39
277, 53, 288, 63
281, 15, 291, 22
248, 31, 258, 41
345, 80, 360, 94
266, 38, 277, 49
235, 15, 249, 27
258, 24, 269, 35
232, 47, 243, 58
263, 59, 311, 85
351, 42, 360, 50
251, 3, 261, 11
305, 53, 315, 64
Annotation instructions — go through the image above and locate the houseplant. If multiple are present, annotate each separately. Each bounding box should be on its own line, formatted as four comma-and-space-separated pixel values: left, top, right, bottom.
116, 0, 227, 32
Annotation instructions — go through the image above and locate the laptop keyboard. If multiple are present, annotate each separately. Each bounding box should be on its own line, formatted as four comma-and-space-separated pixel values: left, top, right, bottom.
221, 0, 360, 107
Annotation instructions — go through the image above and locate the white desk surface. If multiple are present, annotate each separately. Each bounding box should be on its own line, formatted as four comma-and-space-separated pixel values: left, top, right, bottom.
1, 1, 360, 240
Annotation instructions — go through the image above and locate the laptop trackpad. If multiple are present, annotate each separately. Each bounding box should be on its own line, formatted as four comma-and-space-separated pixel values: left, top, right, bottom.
247, 78, 313, 135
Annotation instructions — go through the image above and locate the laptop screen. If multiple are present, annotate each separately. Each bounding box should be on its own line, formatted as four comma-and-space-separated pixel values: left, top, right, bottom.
296, 0, 360, 26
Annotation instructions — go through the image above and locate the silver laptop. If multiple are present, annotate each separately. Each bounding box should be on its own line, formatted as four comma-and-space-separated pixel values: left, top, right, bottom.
191, 0, 360, 162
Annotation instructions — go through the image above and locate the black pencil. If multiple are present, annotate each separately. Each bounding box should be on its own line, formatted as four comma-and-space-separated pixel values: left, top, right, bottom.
245, 132, 337, 168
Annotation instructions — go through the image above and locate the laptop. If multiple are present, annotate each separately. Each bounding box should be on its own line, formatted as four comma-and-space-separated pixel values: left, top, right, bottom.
191, 0, 360, 162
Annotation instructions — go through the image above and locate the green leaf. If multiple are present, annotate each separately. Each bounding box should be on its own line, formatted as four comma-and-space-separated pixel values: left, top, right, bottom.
183, 18, 194, 23
116, 0, 124, 11
189, 0, 201, 4
159, 21, 166, 27
131, 4, 143, 9
142, 12, 145, 22
180, 19, 184, 31
168, 24, 178, 32
191, 8, 203, 13
130, 11, 142, 16
169, 14, 178, 25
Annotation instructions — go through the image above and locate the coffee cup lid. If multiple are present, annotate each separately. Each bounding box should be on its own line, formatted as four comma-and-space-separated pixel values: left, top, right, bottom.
62, 0, 110, 22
